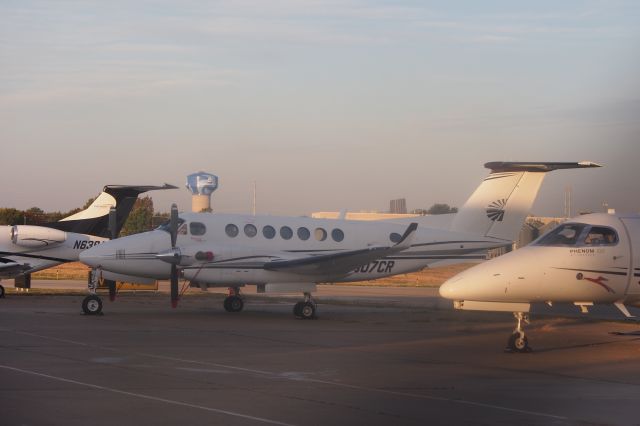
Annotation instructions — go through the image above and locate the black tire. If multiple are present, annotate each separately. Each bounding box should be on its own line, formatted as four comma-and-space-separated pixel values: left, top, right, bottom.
82, 295, 103, 315
228, 296, 244, 312
293, 301, 304, 318
300, 302, 315, 319
506, 332, 530, 353
0, 284, 5, 298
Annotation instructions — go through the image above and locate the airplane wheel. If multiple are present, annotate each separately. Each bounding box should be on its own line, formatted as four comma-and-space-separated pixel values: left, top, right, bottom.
82, 295, 103, 315
224, 296, 243, 313
506, 332, 530, 353
293, 302, 304, 318
0, 284, 5, 298
300, 302, 315, 319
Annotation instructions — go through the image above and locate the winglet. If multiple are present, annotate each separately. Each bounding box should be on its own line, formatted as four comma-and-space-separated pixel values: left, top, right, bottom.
484, 161, 602, 173
394, 222, 418, 250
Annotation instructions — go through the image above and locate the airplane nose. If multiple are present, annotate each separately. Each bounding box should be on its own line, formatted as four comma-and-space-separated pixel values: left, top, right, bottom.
79, 230, 173, 279
439, 276, 463, 299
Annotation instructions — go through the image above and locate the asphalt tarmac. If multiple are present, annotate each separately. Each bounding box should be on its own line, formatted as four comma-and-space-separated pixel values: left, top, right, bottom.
1, 281, 639, 425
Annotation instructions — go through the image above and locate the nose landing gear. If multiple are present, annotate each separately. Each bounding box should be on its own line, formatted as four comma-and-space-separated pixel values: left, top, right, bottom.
223, 287, 244, 313
82, 269, 103, 315
506, 312, 531, 353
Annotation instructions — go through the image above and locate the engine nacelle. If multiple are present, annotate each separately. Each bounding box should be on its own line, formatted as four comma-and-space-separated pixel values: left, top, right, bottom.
11, 225, 67, 249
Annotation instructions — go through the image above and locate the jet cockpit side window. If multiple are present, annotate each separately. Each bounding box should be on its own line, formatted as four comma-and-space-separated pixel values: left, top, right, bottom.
535, 223, 588, 246
583, 226, 618, 246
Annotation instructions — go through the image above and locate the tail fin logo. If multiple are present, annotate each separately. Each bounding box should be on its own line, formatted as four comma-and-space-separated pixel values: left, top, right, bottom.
486, 199, 507, 222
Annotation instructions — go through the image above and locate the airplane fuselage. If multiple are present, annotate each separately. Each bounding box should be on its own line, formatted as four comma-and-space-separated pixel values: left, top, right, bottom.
81, 212, 510, 285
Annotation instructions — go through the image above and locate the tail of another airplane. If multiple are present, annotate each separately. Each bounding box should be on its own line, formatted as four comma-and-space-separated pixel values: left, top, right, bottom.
450, 162, 601, 241
45, 185, 176, 238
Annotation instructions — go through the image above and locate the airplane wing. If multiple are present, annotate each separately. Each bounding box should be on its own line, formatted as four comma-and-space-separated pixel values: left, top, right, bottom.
264, 223, 418, 276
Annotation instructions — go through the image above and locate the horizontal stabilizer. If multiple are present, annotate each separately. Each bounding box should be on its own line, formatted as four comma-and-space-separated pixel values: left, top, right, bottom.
485, 161, 602, 173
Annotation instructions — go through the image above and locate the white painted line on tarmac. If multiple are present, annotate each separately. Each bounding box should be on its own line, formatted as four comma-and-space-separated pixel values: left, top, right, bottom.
3, 328, 568, 421
0, 364, 295, 426
140, 353, 568, 421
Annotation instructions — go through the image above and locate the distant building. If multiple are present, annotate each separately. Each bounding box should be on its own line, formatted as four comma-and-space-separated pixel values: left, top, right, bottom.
389, 198, 407, 214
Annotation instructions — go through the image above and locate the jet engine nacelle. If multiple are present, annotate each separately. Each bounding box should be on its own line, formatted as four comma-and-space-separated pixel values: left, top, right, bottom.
11, 225, 67, 249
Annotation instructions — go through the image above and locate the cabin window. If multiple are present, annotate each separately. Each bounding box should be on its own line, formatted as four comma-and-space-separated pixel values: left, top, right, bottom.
297, 227, 310, 240
225, 224, 239, 238
389, 232, 401, 243
263, 225, 276, 239
190, 222, 206, 236
583, 226, 618, 246
314, 227, 327, 241
280, 226, 293, 240
535, 223, 587, 246
244, 224, 258, 238
331, 228, 344, 242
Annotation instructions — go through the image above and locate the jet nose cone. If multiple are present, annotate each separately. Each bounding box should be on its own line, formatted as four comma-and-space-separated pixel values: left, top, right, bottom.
439, 276, 463, 300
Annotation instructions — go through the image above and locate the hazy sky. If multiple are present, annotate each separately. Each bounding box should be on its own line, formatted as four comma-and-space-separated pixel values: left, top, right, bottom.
1, 0, 639, 217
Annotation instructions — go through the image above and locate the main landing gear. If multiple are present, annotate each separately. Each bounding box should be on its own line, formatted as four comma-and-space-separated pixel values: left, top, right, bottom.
293, 292, 317, 320
0, 283, 5, 298
223, 287, 244, 313
506, 312, 531, 353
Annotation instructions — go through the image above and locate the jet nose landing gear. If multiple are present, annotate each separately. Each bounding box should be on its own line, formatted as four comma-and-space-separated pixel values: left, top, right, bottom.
505, 312, 531, 353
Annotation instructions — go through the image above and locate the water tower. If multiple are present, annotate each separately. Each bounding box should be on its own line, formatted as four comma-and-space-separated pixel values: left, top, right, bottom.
186, 172, 218, 212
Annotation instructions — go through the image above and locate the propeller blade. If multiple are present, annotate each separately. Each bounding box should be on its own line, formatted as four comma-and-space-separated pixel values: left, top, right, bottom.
170, 264, 179, 308
170, 204, 179, 248
108, 207, 117, 240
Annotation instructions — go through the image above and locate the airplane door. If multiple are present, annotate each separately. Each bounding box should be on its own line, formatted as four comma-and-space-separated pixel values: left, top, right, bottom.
620, 217, 640, 296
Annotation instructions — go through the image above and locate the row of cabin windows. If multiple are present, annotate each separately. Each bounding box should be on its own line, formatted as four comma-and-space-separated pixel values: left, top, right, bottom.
225, 223, 346, 242
187, 221, 402, 244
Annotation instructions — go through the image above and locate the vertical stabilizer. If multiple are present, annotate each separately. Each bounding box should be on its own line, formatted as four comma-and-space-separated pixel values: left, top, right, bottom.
450, 162, 601, 242
45, 184, 176, 237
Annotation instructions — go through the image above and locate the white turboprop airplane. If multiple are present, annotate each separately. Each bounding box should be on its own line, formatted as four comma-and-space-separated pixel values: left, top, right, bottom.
440, 212, 640, 352
0, 184, 176, 305
79, 161, 600, 318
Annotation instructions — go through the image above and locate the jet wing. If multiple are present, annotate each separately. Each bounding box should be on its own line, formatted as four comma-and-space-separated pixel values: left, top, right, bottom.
264, 223, 418, 276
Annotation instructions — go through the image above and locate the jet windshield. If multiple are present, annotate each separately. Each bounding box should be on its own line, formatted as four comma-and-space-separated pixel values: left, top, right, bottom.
534, 223, 618, 247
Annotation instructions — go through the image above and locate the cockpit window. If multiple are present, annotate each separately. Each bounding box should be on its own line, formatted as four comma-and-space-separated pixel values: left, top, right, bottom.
583, 226, 618, 246
190, 222, 206, 236
535, 223, 587, 246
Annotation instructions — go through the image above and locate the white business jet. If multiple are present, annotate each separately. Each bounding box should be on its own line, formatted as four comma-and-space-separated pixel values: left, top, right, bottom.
0, 184, 175, 306
440, 212, 640, 352
79, 161, 600, 318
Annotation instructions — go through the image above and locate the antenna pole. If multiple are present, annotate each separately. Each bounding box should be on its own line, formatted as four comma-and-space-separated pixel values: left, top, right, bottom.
252, 181, 256, 216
